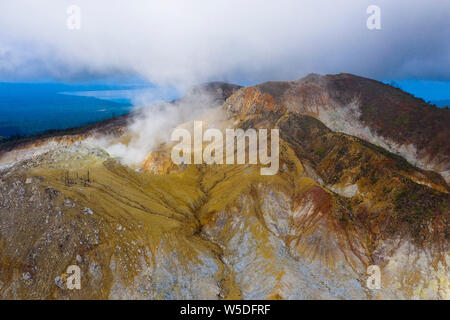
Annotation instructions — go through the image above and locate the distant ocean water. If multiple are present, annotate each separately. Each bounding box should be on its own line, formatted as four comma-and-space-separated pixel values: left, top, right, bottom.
0, 83, 137, 138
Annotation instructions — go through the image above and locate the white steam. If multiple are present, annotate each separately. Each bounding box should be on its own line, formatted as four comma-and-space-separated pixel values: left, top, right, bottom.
90, 89, 223, 166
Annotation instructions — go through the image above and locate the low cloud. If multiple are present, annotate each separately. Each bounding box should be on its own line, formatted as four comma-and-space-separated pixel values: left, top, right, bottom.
0, 0, 449, 87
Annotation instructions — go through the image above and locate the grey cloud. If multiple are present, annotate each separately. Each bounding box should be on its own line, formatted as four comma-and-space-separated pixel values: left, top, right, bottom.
0, 0, 449, 87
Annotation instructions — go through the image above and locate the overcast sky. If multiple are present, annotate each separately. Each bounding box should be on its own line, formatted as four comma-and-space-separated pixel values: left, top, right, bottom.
0, 0, 449, 88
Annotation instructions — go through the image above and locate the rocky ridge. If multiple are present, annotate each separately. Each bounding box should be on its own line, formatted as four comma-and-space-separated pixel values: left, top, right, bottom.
0, 74, 448, 299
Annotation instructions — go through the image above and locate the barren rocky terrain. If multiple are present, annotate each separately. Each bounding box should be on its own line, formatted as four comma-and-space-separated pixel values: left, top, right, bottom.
0, 74, 448, 299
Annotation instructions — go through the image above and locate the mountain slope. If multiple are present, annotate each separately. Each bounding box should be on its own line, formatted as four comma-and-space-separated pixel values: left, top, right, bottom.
226, 73, 450, 182
0, 76, 448, 299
